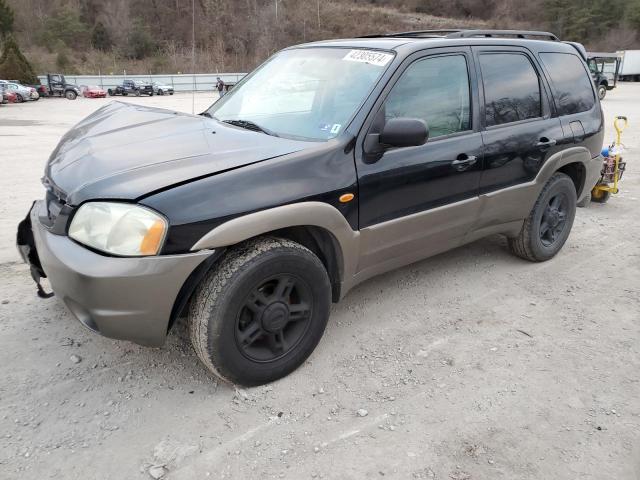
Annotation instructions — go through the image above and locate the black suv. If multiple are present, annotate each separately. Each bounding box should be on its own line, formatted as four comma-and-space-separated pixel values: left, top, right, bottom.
108, 79, 154, 96
18, 30, 603, 386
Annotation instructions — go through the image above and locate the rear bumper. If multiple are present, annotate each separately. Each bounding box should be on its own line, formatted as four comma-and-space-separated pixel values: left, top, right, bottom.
28, 201, 212, 346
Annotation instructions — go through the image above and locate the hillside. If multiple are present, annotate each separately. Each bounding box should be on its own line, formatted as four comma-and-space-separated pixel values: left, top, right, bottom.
5, 0, 640, 75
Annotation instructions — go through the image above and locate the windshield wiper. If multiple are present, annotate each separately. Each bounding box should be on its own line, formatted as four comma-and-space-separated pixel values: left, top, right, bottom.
222, 119, 279, 137
200, 111, 213, 118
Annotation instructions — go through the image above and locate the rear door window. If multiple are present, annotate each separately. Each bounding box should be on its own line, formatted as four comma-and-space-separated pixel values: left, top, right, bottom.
479, 53, 542, 127
539, 52, 595, 115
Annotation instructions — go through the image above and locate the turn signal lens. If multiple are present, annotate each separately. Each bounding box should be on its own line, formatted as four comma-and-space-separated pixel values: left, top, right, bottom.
140, 220, 167, 255
339, 193, 355, 203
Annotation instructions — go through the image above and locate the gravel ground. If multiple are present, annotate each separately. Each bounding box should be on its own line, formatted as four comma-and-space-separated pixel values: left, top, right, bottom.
0, 88, 639, 480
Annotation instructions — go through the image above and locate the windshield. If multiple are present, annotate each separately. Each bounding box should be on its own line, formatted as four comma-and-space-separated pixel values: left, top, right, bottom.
206, 47, 394, 141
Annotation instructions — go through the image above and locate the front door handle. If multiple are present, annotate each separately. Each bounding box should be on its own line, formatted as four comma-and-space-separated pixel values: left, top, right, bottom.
451, 154, 477, 171
536, 137, 557, 149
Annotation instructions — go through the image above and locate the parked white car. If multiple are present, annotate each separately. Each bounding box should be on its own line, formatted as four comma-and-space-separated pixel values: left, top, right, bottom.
0, 80, 35, 103
152, 81, 174, 95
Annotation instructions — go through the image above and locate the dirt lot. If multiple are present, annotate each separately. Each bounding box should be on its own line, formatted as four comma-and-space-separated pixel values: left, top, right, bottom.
1, 88, 639, 480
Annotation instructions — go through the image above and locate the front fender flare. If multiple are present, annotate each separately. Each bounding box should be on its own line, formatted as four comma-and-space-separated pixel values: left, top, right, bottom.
190, 202, 361, 295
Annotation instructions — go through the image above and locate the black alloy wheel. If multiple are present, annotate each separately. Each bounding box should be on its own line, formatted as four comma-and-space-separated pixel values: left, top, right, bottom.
189, 237, 331, 386
508, 172, 576, 262
235, 273, 313, 363
539, 192, 569, 247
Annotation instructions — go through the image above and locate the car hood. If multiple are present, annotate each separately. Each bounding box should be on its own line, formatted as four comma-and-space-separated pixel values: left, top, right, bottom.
45, 102, 313, 205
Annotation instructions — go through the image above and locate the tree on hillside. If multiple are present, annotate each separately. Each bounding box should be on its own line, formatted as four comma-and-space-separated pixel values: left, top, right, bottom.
92, 21, 112, 50
0, 34, 38, 83
0, 0, 14, 38
37, 6, 89, 49
125, 22, 155, 59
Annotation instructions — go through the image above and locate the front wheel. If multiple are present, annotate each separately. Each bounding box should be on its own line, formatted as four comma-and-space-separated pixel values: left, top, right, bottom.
65, 90, 77, 100
135, 90, 140, 97
189, 237, 331, 386
157, 89, 163, 95
508, 172, 576, 262
598, 85, 607, 100
15, 93, 23, 103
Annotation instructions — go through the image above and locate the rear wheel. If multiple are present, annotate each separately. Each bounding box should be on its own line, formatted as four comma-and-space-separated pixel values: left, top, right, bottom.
577, 191, 591, 208
108, 89, 113, 96
508, 173, 576, 262
189, 237, 331, 386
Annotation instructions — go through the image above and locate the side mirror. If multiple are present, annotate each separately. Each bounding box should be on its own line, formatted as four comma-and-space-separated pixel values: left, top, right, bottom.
380, 117, 429, 148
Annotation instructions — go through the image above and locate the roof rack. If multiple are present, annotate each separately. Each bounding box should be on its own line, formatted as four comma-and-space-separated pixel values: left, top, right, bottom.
445, 30, 559, 41
358, 29, 463, 39
359, 29, 559, 41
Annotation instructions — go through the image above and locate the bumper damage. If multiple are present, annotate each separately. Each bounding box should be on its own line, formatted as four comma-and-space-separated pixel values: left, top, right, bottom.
18, 200, 212, 346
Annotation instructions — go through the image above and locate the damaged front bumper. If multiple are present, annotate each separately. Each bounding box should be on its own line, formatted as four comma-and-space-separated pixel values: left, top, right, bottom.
17, 200, 212, 346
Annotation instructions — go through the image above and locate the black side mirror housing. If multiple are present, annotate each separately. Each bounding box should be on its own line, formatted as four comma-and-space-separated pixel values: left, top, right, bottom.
380, 117, 429, 148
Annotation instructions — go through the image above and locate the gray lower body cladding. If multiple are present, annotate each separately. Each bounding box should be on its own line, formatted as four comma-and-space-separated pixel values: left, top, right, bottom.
29, 201, 212, 346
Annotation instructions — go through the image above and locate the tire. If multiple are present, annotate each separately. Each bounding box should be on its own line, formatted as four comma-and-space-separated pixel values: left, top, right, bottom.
123, 92, 128, 96
189, 237, 331, 386
577, 191, 591, 208
598, 84, 607, 100
170, 92, 174, 95
15, 93, 23, 103
591, 184, 611, 204
108, 89, 113, 96
508, 172, 576, 262
158, 89, 163, 95
65, 90, 77, 100
135, 90, 140, 97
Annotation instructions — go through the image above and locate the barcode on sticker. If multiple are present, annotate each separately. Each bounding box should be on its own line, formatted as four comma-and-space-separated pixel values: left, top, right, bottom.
343, 50, 393, 67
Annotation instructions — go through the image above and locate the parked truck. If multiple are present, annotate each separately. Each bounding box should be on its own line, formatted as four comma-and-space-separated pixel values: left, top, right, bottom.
39, 74, 81, 99
618, 50, 640, 81
587, 52, 621, 99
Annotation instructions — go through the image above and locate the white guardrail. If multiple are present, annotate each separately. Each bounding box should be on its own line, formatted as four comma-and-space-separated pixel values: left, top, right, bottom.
37, 73, 247, 92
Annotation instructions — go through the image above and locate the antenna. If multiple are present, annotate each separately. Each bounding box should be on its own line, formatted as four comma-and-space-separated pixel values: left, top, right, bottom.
191, 0, 196, 114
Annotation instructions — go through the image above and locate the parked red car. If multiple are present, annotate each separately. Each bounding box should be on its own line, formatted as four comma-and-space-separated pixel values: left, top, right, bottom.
3, 90, 18, 103
81, 85, 107, 98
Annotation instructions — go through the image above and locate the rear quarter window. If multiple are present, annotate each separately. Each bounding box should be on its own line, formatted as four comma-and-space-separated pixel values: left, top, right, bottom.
539, 52, 595, 115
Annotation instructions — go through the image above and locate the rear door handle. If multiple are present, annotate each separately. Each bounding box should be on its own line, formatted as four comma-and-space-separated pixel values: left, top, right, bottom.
451, 154, 477, 171
536, 137, 557, 149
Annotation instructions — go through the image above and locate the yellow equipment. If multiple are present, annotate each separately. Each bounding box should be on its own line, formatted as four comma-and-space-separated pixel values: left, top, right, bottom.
591, 116, 628, 203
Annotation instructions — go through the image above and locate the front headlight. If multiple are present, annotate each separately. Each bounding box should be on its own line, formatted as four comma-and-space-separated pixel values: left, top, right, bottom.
68, 202, 167, 256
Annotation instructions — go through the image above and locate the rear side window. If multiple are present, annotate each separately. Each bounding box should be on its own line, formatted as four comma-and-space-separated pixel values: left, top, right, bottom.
479, 53, 542, 127
539, 52, 595, 115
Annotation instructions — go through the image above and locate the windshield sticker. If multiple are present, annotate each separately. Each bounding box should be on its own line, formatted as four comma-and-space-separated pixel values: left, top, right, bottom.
343, 50, 393, 67
330, 124, 341, 134
319, 123, 331, 132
